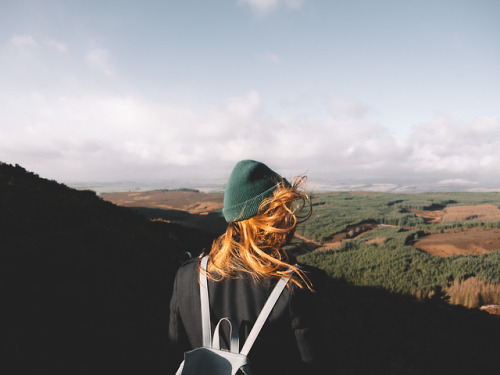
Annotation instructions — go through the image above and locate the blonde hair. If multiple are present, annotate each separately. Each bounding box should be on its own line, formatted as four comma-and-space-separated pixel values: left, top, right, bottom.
202, 175, 312, 290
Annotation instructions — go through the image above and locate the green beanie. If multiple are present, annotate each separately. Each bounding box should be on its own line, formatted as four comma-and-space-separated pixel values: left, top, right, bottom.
222, 160, 284, 222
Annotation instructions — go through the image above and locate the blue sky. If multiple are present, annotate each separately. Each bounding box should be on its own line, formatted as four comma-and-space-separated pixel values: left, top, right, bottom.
1, 0, 499, 188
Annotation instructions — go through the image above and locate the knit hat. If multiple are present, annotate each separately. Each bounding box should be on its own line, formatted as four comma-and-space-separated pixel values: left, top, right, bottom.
222, 160, 285, 222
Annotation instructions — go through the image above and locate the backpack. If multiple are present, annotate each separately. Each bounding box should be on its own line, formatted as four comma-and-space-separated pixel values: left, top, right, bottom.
175, 256, 290, 375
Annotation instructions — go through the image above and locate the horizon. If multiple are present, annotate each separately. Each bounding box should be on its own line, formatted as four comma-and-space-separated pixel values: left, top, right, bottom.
1, 1, 499, 185
69, 174, 500, 195
4, 159, 500, 195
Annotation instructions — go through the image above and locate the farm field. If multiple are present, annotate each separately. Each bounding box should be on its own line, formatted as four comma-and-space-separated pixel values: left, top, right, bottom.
414, 227, 500, 257
101, 189, 223, 214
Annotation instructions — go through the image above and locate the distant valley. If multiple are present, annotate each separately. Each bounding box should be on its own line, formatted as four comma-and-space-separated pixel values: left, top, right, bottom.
101, 188, 500, 313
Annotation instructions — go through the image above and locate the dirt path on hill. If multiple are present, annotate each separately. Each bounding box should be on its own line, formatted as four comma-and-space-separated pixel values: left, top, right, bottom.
294, 223, 384, 252
294, 234, 342, 252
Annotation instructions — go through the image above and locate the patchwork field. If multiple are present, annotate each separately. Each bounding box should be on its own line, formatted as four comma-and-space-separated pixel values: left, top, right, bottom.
409, 204, 500, 256
410, 203, 500, 224
101, 189, 500, 258
414, 227, 500, 257
101, 189, 500, 311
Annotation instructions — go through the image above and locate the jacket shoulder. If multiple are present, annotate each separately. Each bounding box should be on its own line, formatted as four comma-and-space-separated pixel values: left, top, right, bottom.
174, 256, 200, 282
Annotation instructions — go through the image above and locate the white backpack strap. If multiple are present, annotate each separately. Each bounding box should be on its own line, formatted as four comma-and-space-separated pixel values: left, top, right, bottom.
212, 317, 240, 353
240, 275, 290, 356
199, 255, 212, 347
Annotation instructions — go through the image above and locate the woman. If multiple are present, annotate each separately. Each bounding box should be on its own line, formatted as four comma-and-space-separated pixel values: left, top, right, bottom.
168, 160, 323, 374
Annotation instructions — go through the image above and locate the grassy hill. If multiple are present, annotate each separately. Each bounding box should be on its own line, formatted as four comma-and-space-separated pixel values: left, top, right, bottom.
2, 162, 500, 374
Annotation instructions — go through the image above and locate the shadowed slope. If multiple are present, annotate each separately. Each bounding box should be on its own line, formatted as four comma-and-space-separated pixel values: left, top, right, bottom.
0, 163, 211, 374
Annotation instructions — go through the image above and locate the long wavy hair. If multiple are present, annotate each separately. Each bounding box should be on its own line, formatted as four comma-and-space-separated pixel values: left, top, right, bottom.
202, 175, 313, 290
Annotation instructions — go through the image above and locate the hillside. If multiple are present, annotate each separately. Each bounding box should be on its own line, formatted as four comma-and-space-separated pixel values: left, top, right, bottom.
0, 163, 213, 374
2, 163, 500, 374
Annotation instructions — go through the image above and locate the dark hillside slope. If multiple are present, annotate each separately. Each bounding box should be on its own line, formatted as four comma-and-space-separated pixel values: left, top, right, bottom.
0, 163, 212, 374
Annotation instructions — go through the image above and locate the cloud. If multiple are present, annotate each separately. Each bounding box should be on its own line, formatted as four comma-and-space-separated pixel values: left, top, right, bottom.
225, 90, 261, 117
0, 89, 401, 182
409, 115, 500, 174
438, 179, 478, 186
46, 39, 67, 53
9, 34, 38, 48
8, 35, 67, 53
86, 48, 114, 76
239, 0, 305, 15
1, 86, 499, 185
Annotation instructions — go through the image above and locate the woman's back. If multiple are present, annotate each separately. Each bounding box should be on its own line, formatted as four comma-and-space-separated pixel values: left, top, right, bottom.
169, 258, 323, 375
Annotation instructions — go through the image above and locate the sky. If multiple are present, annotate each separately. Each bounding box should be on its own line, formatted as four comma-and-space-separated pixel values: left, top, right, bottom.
1, 0, 499, 189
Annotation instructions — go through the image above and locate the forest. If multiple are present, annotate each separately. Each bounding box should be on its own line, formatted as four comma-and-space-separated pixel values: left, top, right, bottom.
294, 191, 500, 308
298, 190, 500, 240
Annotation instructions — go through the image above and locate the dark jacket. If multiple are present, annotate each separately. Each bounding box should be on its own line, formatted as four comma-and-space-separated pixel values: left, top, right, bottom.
168, 257, 324, 375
